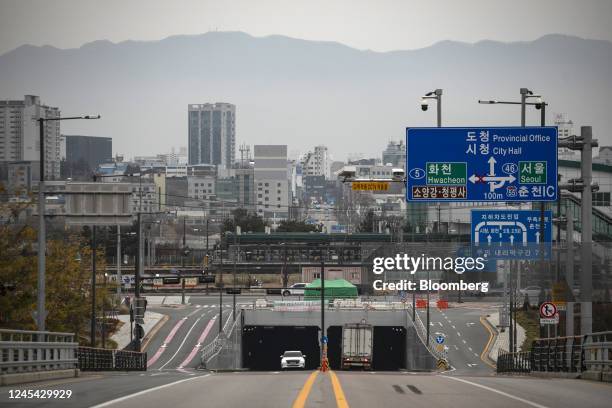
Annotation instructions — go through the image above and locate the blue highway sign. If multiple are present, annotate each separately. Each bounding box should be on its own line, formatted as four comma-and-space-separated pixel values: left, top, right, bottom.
406, 127, 558, 202
471, 209, 552, 260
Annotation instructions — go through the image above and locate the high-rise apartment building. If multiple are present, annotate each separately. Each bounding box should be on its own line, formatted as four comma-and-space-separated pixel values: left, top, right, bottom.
301, 145, 330, 179
254, 145, 289, 219
62, 135, 112, 178
382, 140, 407, 169
188, 103, 235, 168
0, 95, 61, 180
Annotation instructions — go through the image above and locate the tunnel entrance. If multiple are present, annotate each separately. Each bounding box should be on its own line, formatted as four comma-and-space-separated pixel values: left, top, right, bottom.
327, 326, 342, 369
242, 326, 320, 370
372, 326, 406, 370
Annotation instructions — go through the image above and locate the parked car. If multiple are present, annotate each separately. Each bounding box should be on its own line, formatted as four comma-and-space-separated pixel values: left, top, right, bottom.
280, 351, 306, 369
282, 283, 307, 297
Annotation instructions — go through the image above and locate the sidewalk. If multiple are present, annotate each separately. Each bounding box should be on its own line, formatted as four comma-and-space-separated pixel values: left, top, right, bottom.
486, 311, 526, 362
145, 295, 191, 306
111, 311, 164, 350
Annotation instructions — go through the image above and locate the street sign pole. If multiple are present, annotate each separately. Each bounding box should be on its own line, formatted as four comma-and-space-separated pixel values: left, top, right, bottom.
580, 126, 593, 336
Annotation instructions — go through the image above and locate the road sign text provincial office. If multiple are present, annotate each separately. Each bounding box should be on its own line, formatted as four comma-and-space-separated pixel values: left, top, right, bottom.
406, 127, 558, 202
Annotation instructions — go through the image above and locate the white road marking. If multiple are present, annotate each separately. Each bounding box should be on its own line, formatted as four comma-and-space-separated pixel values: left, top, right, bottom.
438, 322, 443, 327
442, 376, 550, 408
90, 374, 211, 408
457, 332, 461, 337
158, 314, 204, 370
468, 347, 473, 352
451, 325, 456, 329
453, 345, 459, 351
462, 339, 467, 344
474, 353, 479, 357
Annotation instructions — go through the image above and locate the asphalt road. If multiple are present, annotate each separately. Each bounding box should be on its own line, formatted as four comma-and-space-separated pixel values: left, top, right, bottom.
3, 298, 610, 407
3, 370, 611, 408
418, 302, 498, 374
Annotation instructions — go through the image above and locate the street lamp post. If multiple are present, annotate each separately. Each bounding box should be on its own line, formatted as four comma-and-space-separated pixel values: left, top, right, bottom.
419, 88, 442, 340
478, 90, 546, 352
35, 114, 100, 335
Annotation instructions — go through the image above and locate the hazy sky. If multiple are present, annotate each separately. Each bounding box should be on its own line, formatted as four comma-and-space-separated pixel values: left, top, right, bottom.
1, 0, 612, 55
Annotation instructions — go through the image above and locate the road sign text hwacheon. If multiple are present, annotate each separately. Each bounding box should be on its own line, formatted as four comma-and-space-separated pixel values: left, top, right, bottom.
406, 127, 558, 202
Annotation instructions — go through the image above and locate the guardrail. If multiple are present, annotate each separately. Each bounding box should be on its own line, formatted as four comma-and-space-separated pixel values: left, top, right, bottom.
200, 311, 242, 367
496, 349, 531, 373
498, 331, 612, 381
583, 331, 612, 377
0, 329, 78, 375
77, 347, 147, 371
405, 304, 448, 362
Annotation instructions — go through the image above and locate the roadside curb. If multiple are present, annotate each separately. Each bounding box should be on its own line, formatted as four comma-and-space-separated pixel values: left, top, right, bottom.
141, 314, 169, 352
479, 315, 498, 369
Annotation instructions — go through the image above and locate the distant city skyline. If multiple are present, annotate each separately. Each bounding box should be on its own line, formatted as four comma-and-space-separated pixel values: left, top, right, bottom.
1, 0, 612, 56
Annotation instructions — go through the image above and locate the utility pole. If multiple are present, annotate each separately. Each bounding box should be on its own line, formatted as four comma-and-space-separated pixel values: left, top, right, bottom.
34, 114, 99, 334
36, 118, 46, 333
233, 228, 239, 321
320, 248, 326, 367
182, 217, 186, 305
219, 238, 224, 336
91, 226, 97, 347
580, 126, 594, 336
117, 225, 122, 297
134, 212, 142, 352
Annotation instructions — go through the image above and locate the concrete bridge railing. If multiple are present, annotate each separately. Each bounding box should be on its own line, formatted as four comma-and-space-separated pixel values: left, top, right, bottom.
0, 329, 79, 385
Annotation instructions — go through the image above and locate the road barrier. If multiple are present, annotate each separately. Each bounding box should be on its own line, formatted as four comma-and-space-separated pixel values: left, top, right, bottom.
496, 349, 531, 373
0, 329, 78, 375
200, 311, 242, 368
77, 347, 147, 371
498, 331, 612, 382
405, 304, 448, 363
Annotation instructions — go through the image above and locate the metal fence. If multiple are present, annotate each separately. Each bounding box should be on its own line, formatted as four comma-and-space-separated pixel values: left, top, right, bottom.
77, 347, 147, 371
498, 331, 612, 378
0, 329, 78, 375
496, 349, 531, 373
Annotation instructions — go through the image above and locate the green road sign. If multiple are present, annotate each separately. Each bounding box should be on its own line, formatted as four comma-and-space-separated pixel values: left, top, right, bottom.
519, 161, 547, 184
426, 162, 467, 185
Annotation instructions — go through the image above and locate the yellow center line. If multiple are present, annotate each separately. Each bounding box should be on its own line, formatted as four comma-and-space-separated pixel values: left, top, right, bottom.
479, 315, 497, 369
292, 370, 319, 408
329, 370, 350, 408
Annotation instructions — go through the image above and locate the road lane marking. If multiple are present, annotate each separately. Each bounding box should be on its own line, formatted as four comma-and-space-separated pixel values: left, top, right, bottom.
438, 322, 443, 327
451, 325, 456, 329
292, 371, 319, 408
178, 314, 218, 368
442, 376, 549, 408
329, 371, 349, 408
158, 314, 204, 370
457, 332, 461, 336
90, 374, 211, 408
462, 339, 467, 344
147, 317, 188, 366
468, 347, 473, 352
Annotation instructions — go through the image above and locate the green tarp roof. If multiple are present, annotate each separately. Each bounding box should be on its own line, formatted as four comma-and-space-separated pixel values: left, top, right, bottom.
304, 279, 358, 298
306, 279, 357, 288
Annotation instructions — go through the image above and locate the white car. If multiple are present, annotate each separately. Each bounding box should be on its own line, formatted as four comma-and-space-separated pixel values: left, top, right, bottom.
281, 351, 306, 369
282, 283, 307, 297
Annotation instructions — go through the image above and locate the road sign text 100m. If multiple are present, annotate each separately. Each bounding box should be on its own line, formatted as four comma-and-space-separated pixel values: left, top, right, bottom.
406, 127, 558, 202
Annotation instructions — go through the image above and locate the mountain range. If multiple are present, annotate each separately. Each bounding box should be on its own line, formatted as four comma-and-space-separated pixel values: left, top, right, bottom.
1, 31, 611, 159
